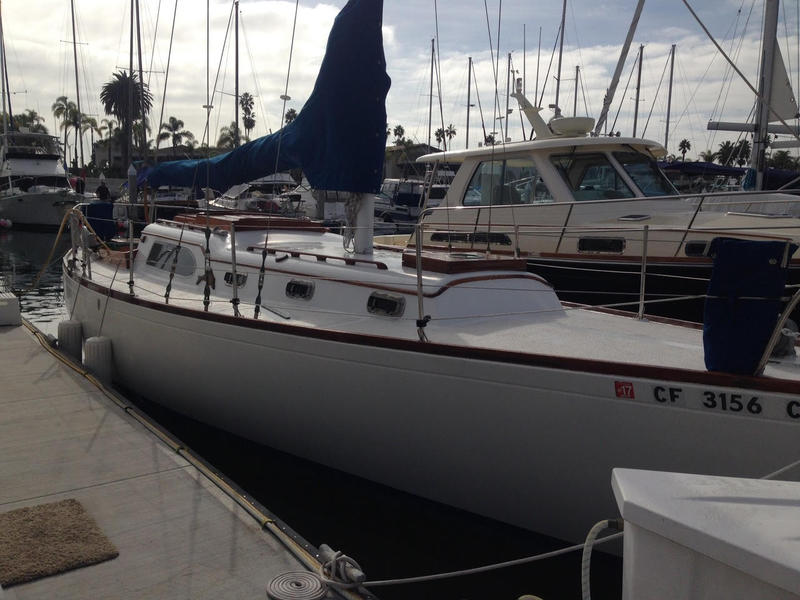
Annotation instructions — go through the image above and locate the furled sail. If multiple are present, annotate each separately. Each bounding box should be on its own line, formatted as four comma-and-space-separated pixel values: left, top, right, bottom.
145, 0, 390, 194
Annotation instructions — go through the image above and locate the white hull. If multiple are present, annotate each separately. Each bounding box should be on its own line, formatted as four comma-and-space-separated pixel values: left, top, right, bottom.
0, 190, 75, 227
64, 271, 800, 543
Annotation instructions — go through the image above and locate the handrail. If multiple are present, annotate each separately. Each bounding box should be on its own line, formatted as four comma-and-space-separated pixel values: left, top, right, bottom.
756, 286, 800, 375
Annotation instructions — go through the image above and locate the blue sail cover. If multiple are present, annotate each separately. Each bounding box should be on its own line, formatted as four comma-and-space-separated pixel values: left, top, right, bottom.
146, 0, 390, 194
703, 238, 797, 374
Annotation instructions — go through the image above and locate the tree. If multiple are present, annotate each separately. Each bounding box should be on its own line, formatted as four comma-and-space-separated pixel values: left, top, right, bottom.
484, 133, 496, 146
434, 127, 445, 147
284, 108, 297, 125
80, 115, 99, 166
733, 139, 751, 166
239, 92, 256, 141
768, 149, 797, 170
217, 121, 240, 149
99, 70, 154, 170
445, 123, 456, 144
716, 140, 736, 166
392, 124, 405, 142
699, 150, 716, 163
52, 96, 76, 164
98, 118, 117, 170
14, 109, 48, 133
678, 139, 691, 162
158, 116, 194, 157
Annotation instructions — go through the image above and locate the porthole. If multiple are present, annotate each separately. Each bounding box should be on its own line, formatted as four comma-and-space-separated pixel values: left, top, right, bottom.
286, 279, 315, 300
367, 292, 405, 317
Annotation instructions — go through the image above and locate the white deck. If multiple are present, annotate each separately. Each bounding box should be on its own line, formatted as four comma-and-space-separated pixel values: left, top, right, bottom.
78, 224, 800, 382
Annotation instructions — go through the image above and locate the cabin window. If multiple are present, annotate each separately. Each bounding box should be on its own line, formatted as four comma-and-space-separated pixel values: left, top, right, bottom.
286, 279, 315, 300
145, 242, 196, 277
463, 157, 553, 206
367, 292, 405, 317
613, 151, 677, 197
550, 153, 634, 201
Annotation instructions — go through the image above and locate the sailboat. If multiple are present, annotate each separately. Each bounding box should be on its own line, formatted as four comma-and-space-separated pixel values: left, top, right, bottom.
63, 0, 800, 545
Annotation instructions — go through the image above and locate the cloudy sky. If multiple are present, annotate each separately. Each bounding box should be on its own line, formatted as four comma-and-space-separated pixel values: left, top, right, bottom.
2, 0, 797, 163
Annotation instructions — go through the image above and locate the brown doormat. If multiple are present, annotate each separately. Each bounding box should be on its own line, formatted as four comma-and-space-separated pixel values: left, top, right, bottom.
0, 498, 119, 587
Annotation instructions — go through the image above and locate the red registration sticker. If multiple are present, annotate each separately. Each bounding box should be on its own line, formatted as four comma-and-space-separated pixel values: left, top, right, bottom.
614, 381, 635, 399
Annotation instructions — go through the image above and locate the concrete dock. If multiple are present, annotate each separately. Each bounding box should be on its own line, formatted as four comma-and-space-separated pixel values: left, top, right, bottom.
0, 319, 368, 599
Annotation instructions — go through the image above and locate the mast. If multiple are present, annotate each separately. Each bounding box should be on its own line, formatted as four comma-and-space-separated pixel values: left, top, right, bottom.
523, 24, 526, 95
505, 52, 511, 141
665, 44, 675, 151
0, 0, 7, 136
753, 0, 780, 191
593, 0, 645, 136
574, 65, 579, 116
427, 38, 434, 148
535, 26, 541, 106
234, 0, 239, 147
135, 0, 147, 163
466, 56, 472, 149
554, 0, 567, 109
633, 44, 643, 137
126, 0, 134, 171
70, 0, 84, 168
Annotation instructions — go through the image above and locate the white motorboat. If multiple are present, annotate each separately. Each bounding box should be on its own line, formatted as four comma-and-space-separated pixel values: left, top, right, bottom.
0, 131, 77, 229
62, 0, 800, 544
374, 106, 800, 322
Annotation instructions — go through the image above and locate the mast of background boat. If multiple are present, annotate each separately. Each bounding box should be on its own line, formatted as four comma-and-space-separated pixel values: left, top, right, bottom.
70, 0, 84, 169
554, 0, 566, 110
427, 38, 434, 147
574, 65, 579, 116
505, 52, 511, 141
632, 44, 643, 137
593, 0, 645, 136
466, 56, 471, 148
234, 0, 239, 147
135, 0, 148, 165
0, 0, 8, 178
752, 0, 780, 191
665, 44, 675, 151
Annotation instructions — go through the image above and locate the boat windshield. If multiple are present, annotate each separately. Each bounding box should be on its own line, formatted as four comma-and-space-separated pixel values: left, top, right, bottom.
613, 151, 678, 197
4, 134, 60, 158
550, 153, 634, 201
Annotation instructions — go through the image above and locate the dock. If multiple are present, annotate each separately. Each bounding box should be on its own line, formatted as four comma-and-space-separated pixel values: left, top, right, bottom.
0, 313, 370, 599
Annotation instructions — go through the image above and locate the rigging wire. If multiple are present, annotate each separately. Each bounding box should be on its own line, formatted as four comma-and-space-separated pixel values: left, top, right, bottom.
239, 16, 272, 135
273, 0, 301, 177
433, 0, 447, 149
609, 52, 638, 135
154, 0, 179, 160
471, 59, 489, 143
641, 49, 672, 138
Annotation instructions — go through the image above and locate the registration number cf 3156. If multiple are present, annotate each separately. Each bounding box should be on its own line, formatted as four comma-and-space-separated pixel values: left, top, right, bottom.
614, 381, 800, 422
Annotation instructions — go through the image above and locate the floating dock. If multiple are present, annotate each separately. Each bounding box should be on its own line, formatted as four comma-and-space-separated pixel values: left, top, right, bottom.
0, 312, 371, 599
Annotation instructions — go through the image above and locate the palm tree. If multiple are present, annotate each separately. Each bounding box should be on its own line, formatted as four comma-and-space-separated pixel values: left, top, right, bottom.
699, 150, 716, 163
733, 139, 751, 166
100, 70, 153, 170
52, 96, 76, 163
678, 139, 691, 161
158, 116, 194, 157
434, 127, 446, 149
98, 118, 117, 170
239, 92, 256, 141
445, 123, 456, 144
81, 116, 99, 167
284, 108, 297, 125
716, 140, 736, 166
768, 149, 797, 170
217, 122, 240, 149
14, 109, 48, 133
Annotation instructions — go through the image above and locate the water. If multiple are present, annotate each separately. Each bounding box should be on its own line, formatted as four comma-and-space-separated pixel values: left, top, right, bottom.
1, 230, 622, 600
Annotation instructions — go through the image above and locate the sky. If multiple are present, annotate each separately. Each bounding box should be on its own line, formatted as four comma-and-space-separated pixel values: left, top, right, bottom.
2, 0, 798, 164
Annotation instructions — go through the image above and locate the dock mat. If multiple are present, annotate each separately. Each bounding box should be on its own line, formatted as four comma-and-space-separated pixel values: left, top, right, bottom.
0, 498, 118, 587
